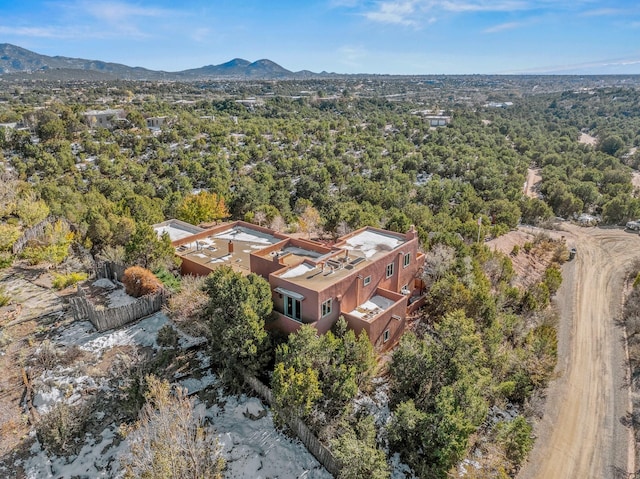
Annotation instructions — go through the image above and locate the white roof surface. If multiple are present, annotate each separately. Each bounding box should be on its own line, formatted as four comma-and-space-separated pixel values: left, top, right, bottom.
343, 230, 403, 259
280, 262, 316, 279
155, 225, 198, 241
214, 227, 278, 245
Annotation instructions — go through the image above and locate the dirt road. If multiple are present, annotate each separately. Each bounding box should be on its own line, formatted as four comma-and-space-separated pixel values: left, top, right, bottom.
519, 225, 637, 479
524, 168, 542, 199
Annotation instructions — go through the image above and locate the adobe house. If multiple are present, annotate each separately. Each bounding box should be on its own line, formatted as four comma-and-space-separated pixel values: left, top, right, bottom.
82, 109, 126, 129
154, 220, 426, 351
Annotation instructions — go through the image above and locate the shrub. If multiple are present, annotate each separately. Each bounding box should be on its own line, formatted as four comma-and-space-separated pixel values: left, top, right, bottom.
495, 416, 534, 468
36, 402, 86, 455
156, 324, 179, 348
0, 223, 21, 251
0, 252, 13, 269
52, 272, 88, 290
166, 275, 207, 324
122, 266, 162, 298
34, 340, 59, 370
153, 266, 181, 293
511, 244, 520, 256
120, 375, 224, 479
0, 287, 10, 307
523, 241, 533, 253
543, 266, 563, 295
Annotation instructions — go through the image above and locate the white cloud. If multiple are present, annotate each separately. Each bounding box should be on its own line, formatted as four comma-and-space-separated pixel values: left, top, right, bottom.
363, 1, 419, 26
360, 0, 599, 26
483, 21, 523, 33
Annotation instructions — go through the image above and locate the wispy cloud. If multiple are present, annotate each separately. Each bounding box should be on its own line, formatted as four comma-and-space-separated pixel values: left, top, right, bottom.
483, 21, 523, 33
363, 1, 419, 26
581, 8, 627, 17
338, 45, 368, 68
0, 26, 66, 38
357, 0, 596, 26
507, 55, 640, 74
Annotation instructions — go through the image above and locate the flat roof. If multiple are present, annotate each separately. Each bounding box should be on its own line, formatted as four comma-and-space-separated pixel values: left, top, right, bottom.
176, 225, 281, 275
153, 220, 205, 242
273, 228, 406, 290
340, 229, 405, 259
348, 295, 395, 322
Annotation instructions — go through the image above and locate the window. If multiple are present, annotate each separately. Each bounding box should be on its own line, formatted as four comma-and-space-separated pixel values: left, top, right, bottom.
386, 262, 394, 278
321, 298, 332, 317
363, 275, 371, 286
383, 329, 390, 342
403, 252, 411, 268
284, 296, 301, 321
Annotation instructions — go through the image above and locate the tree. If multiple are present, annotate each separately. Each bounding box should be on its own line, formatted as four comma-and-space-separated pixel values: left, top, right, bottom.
598, 135, 624, 156
125, 223, 177, 270
120, 375, 224, 479
203, 267, 272, 379
177, 192, 229, 226
332, 416, 390, 479
298, 204, 323, 239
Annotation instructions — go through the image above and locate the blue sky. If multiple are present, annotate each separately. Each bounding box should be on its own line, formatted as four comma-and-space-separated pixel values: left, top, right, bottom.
1, 0, 639, 74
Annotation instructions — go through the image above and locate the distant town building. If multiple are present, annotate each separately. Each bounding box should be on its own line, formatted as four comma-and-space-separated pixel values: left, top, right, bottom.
82, 109, 125, 129
145, 116, 168, 129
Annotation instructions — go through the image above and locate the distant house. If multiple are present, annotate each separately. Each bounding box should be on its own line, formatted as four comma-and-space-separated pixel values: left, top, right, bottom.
411, 109, 451, 127
154, 220, 426, 351
82, 109, 126, 129
145, 116, 168, 129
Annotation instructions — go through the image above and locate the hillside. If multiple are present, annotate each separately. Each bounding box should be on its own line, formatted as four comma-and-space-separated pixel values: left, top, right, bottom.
0, 43, 311, 80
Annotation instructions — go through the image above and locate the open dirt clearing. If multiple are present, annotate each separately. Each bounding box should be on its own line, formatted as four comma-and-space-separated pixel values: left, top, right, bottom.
524, 168, 542, 199
518, 224, 637, 479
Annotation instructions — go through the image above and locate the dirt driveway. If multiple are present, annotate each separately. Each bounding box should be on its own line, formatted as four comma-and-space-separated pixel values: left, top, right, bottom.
518, 224, 637, 479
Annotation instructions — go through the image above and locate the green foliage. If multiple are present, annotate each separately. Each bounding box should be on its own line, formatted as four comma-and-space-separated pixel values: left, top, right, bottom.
0, 287, 10, 307
332, 416, 390, 479
388, 311, 490, 477
598, 135, 625, 156
125, 223, 177, 270
52, 271, 88, 289
176, 191, 229, 225
20, 220, 74, 265
153, 266, 181, 293
0, 223, 21, 251
156, 324, 179, 348
16, 193, 50, 227
272, 362, 322, 418
495, 416, 534, 468
543, 265, 563, 295
204, 266, 272, 379
633, 272, 640, 289
273, 319, 376, 423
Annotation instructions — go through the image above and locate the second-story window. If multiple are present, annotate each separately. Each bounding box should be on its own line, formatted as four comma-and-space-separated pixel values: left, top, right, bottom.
403, 252, 411, 268
321, 298, 332, 317
363, 275, 371, 286
386, 262, 394, 278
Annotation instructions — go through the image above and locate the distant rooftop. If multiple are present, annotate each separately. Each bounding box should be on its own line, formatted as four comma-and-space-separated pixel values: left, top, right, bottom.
153, 219, 205, 242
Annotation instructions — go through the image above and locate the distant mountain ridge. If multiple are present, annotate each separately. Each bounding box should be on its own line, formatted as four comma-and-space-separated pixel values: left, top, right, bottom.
0, 43, 323, 80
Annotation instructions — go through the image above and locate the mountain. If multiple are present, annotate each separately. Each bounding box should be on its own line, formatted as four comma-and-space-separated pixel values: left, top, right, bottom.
0, 44, 312, 80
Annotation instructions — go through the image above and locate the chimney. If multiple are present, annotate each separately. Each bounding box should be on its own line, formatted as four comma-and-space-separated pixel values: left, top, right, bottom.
228, 240, 234, 255
407, 224, 417, 240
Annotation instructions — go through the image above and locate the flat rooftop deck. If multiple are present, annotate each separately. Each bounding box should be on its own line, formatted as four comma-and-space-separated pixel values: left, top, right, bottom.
347, 295, 395, 322
176, 225, 281, 274
154, 219, 205, 242
274, 228, 406, 289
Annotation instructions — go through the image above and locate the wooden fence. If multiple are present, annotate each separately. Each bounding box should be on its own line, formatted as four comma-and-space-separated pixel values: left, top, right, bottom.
12, 216, 73, 255
242, 372, 342, 477
69, 286, 168, 332
95, 261, 127, 282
